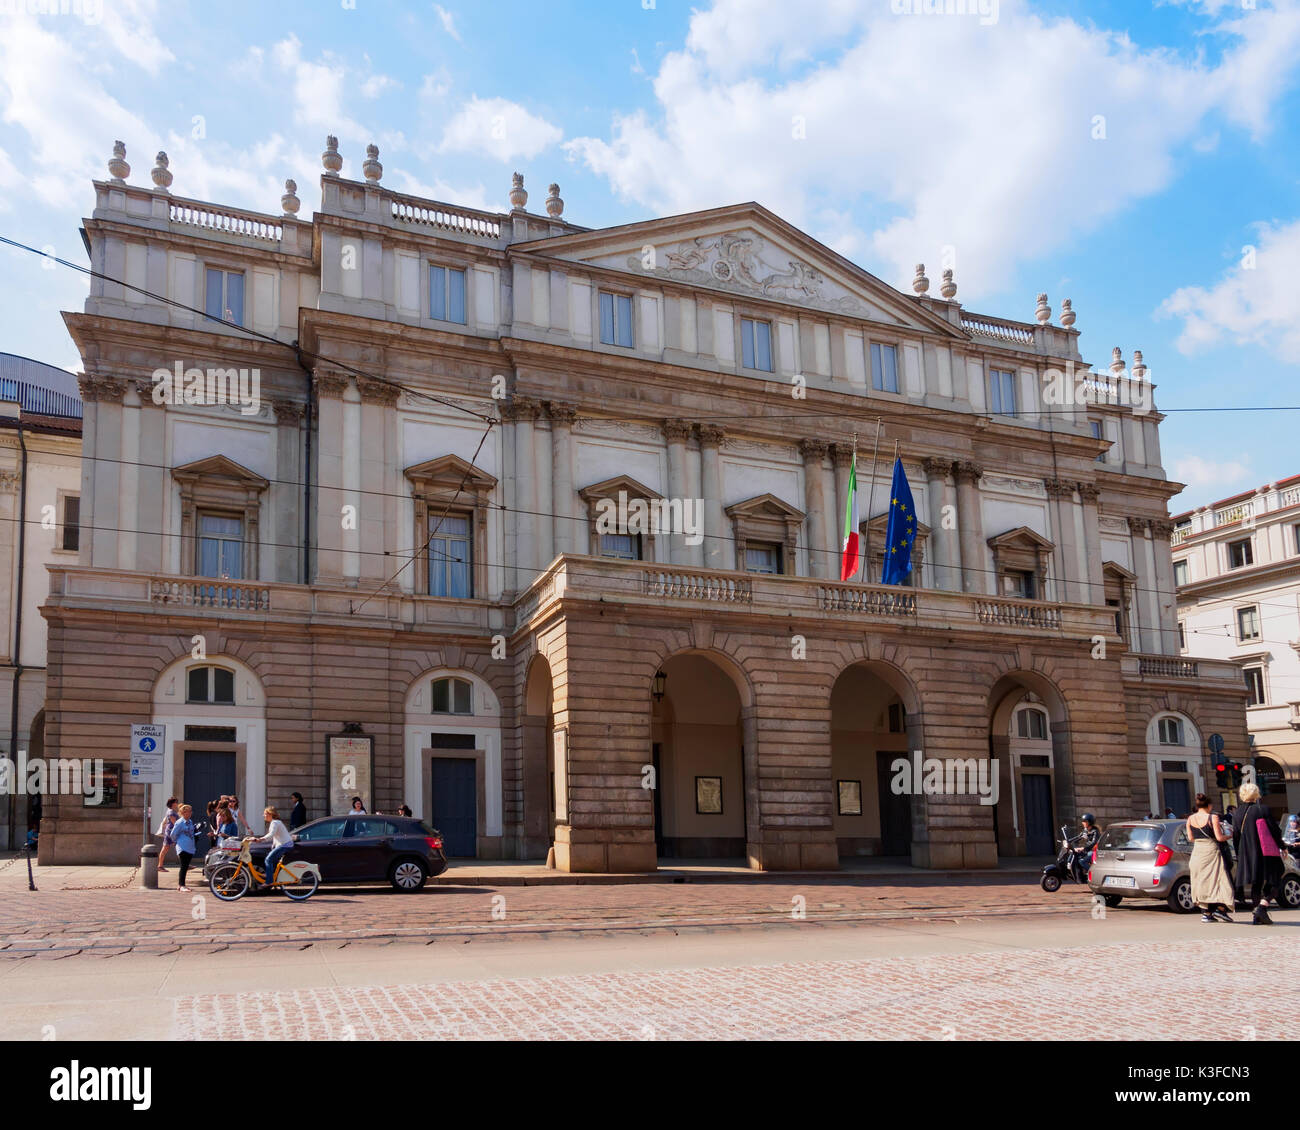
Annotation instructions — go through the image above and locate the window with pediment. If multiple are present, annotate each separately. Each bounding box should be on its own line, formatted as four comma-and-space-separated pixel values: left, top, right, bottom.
405, 455, 497, 598
724, 493, 804, 576
172, 456, 268, 581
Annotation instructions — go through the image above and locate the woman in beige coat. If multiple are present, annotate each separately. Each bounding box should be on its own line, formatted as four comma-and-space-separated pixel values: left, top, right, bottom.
1187, 793, 1235, 923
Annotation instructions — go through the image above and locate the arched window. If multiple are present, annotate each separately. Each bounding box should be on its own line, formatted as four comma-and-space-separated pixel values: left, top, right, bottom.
1015, 706, 1049, 741
1157, 716, 1184, 746
432, 676, 473, 715
187, 665, 235, 705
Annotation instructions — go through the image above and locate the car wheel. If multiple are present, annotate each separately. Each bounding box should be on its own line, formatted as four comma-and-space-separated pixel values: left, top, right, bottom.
390, 858, 427, 892
1275, 872, 1300, 910
1103, 894, 1123, 908
1167, 877, 1196, 913
1040, 873, 1061, 893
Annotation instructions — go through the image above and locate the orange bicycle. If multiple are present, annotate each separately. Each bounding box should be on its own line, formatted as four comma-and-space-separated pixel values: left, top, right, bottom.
208, 839, 320, 901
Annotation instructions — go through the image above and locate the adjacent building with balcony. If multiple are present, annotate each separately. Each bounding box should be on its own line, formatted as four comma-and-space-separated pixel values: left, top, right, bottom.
1, 353, 83, 850
38, 139, 1248, 867
1173, 477, 1300, 813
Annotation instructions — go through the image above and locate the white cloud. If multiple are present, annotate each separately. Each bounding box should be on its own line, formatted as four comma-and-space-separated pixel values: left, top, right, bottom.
1161, 219, 1300, 363
98, 0, 175, 75
565, 0, 1300, 299
1170, 454, 1253, 492
440, 95, 562, 162
420, 68, 452, 100
435, 5, 462, 43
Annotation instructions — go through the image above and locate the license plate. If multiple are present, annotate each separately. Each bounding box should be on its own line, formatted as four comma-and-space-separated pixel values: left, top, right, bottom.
1103, 876, 1137, 888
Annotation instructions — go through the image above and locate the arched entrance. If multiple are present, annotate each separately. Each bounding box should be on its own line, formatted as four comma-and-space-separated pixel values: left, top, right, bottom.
522, 655, 556, 859
1144, 711, 1202, 818
988, 673, 1071, 858
830, 662, 919, 860
650, 652, 749, 861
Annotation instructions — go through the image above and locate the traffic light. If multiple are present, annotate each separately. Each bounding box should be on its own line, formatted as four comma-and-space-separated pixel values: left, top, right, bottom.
1230, 762, 1244, 789
1215, 763, 1229, 788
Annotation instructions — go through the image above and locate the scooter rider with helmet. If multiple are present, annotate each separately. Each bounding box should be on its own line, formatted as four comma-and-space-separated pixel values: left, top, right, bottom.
1071, 814, 1100, 882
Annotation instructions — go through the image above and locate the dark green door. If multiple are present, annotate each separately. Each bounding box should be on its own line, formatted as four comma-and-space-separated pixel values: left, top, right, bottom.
183, 750, 236, 854
430, 758, 477, 857
1023, 774, 1054, 855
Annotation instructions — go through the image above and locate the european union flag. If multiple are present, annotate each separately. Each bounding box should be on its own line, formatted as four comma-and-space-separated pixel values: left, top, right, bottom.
881, 457, 917, 586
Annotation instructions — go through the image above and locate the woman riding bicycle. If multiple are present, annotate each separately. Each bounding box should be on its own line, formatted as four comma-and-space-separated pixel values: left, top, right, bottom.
251, 806, 293, 889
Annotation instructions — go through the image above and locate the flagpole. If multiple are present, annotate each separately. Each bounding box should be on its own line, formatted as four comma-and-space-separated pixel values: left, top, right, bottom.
861, 418, 883, 583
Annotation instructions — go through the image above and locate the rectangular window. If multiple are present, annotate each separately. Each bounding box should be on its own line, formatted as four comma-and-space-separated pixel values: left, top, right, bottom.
1107, 597, 1124, 638
1157, 717, 1183, 745
598, 291, 633, 347
1173, 559, 1189, 587
870, 343, 899, 393
60, 494, 80, 552
196, 513, 243, 579
429, 265, 467, 324
1244, 667, 1266, 707
1004, 569, 1036, 599
1294, 524, 1300, 555
1089, 419, 1105, 463
598, 532, 641, 560
429, 513, 472, 598
1227, 538, 1253, 569
204, 268, 244, 326
1237, 605, 1261, 641
744, 542, 781, 574
989, 368, 1017, 416
740, 318, 773, 372
1178, 621, 1186, 651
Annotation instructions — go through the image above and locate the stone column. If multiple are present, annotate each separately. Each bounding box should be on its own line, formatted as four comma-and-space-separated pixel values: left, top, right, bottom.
954, 460, 986, 594
832, 443, 853, 574
922, 457, 959, 591
549, 403, 578, 557
1045, 478, 1082, 604
118, 383, 141, 572
313, 370, 349, 585
663, 419, 693, 566
272, 399, 305, 584
799, 439, 829, 578
514, 397, 541, 584
699, 425, 727, 570
1149, 518, 1179, 656
357, 377, 399, 586
1078, 483, 1104, 604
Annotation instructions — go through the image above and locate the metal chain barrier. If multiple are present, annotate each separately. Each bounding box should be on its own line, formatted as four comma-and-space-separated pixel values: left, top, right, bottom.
63, 865, 140, 891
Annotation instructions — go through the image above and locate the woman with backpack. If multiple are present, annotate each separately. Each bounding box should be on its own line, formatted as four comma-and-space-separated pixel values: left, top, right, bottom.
1233, 782, 1285, 925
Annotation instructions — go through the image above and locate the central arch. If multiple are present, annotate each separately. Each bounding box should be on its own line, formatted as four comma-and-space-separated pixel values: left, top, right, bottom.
988, 670, 1071, 857
650, 650, 752, 862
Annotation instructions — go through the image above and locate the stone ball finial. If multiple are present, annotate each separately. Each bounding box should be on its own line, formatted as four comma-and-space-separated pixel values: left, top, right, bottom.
322, 135, 342, 177
108, 140, 130, 182
281, 178, 301, 216
545, 182, 564, 218
1035, 293, 1051, 324
150, 151, 172, 191
1060, 297, 1076, 328
1110, 346, 1125, 374
362, 144, 382, 183
939, 268, 956, 300
913, 264, 929, 294
509, 171, 528, 210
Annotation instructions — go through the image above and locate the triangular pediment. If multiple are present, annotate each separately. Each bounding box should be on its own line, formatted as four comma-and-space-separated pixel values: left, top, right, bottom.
988, 525, 1054, 551
172, 454, 268, 491
517, 203, 963, 337
865, 512, 930, 538
725, 492, 805, 522
1102, 560, 1137, 582
578, 474, 663, 502
404, 454, 497, 490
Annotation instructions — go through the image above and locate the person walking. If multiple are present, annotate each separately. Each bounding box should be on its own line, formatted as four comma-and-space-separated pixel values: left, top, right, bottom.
1234, 782, 1285, 925
1186, 794, 1235, 923
229, 796, 252, 836
289, 792, 308, 830
172, 804, 198, 893
252, 807, 294, 890
156, 797, 179, 872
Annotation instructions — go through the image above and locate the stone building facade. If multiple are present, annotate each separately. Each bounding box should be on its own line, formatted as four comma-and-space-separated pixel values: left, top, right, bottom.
1173, 477, 1300, 815
39, 141, 1247, 867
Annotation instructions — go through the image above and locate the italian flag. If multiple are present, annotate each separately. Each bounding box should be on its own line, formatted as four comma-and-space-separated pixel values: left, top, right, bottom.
840, 455, 860, 581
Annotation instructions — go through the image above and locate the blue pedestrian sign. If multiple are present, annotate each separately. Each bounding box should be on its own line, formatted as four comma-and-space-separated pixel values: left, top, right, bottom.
130, 723, 166, 784
1208, 733, 1225, 755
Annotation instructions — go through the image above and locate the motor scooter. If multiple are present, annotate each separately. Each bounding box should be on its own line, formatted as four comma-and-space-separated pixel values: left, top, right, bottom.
1040, 824, 1091, 893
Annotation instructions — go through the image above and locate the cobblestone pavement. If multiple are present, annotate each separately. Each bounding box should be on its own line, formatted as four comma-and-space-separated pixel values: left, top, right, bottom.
0, 864, 1102, 954
172, 934, 1298, 1041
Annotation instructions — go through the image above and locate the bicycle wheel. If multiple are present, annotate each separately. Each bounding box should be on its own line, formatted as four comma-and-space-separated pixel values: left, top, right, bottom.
209, 862, 250, 901
280, 868, 318, 901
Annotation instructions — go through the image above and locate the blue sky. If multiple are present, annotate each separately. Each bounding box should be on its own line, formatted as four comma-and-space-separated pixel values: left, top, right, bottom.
1, 0, 1297, 512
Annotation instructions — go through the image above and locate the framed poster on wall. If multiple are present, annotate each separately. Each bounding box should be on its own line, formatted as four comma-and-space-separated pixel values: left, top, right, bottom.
552, 726, 568, 823
326, 730, 374, 816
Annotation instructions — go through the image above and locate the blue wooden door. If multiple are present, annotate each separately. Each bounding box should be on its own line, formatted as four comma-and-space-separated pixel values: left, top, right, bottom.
183, 750, 236, 854
430, 758, 477, 857
1022, 774, 1054, 855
